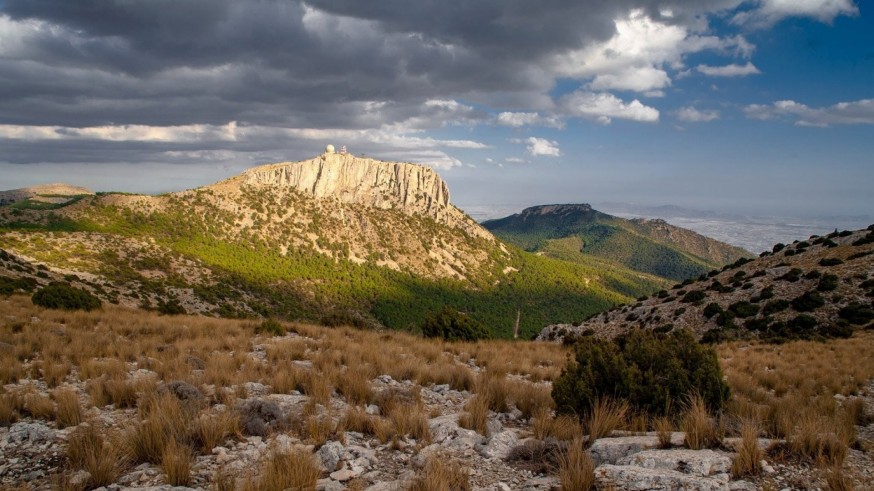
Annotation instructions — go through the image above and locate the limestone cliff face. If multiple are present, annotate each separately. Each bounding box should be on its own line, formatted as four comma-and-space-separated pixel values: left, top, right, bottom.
241, 153, 449, 217
233, 153, 490, 240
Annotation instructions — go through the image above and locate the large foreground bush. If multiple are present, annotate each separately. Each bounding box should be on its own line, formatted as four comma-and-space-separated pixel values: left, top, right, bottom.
552, 329, 729, 418
421, 307, 489, 341
31, 282, 102, 311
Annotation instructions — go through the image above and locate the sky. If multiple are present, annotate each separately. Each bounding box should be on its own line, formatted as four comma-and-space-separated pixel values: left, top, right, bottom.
0, 0, 872, 220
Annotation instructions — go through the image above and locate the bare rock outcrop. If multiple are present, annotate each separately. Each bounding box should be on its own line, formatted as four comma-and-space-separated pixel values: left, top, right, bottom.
240, 153, 452, 223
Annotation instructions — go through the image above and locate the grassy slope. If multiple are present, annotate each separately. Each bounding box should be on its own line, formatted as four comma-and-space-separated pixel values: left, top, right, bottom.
484, 206, 738, 281
0, 196, 668, 338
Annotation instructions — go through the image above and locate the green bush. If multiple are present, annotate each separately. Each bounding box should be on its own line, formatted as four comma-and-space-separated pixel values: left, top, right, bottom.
256, 318, 286, 336
681, 290, 706, 304
552, 329, 730, 418
0, 275, 37, 296
421, 307, 489, 341
791, 291, 825, 312
839, 303, 874, 325
728, 301, 760, 319
816, 274, 839, 292
157, 298, 186, 316
787, 314, 817, 333
818, 258, 843, 267
702, 302, 723, 319
31, 282, 101, 311
762, 299, 790, 316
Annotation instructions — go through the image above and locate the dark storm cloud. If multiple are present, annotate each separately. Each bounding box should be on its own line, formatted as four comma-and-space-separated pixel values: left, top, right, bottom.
0, 0, 754, 170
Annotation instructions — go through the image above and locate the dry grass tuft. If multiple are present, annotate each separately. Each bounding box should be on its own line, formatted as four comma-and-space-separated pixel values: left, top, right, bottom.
475, 372, 510, 413
532, 408, 582, 441
242, 448, 320, 491
67, 423, 130, 487
557, 438, 595, 491
458, 395, 490, 436
22, 392, 55, 420
824, 465, 855, 491
130, 392, 190, 464
161, 439, 193, 486
586, 398, 629, 442
190, 409, 240, 453
86, 375, 138, 409
683, 395, 721, 450
337, 369, 372, 406
508, 381, 553, 420
789, 413, 851, 466
653, 416, 674, 449
0, 392, 19, 426
732, 419, 763, 477
53, 388, 83, 428
407, 455, 471, 491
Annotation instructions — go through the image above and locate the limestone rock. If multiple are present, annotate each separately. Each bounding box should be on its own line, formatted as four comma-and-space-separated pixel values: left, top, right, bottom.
589, 436, 661, 466
595, 465, 730, 491
617, 449, 733, 478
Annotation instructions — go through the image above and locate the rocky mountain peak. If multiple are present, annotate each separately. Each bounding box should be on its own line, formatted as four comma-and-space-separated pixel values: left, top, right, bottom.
236, 153, 452, 221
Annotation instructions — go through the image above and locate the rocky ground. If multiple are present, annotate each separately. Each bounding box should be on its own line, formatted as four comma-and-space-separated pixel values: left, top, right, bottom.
3, 324, 874, 490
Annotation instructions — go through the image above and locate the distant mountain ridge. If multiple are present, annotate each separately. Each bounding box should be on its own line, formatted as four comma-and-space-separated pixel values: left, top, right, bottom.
483, 203, 750, 282
0, 183, 93, 206
0, 154, 667, 337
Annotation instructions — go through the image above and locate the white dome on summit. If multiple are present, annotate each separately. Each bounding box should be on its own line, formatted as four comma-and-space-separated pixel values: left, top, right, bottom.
325, 144, 335, 154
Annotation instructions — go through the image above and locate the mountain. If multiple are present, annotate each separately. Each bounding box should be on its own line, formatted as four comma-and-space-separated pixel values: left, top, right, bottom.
482, 203, 751, 282
0, 183, 93, 207
0, 153, 668, 337
538, 226, 874, 342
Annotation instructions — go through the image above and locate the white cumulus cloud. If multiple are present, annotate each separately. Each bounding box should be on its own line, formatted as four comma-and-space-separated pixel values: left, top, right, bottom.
675, 107, 720, 122
696, 62, 761, 77
510, 137, 562, 157
495, 112, 563, 129
561, 91, 659, 124
734, 0, 859, 26
550, 9, 754, 93
744, 98, 874, 127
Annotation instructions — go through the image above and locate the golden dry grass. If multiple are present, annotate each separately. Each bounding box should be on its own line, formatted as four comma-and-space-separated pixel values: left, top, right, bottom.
586, 398, 629, 442
161, 439, 193, 486
53, 387, 83, 428
241, 448, 320, 491
557, 438, 595, 491
407, 455, 471, 491
732, 419, 763, 477
66, 423, 130, 487
458, 395, 490, 436
682, 395, 722, 450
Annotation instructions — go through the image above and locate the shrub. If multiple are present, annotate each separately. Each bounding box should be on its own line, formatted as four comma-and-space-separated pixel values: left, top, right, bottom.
817, 274, 840, 292
255, 318, 285, 336
762, 299, 790, 316
728, 301, 760, 319
819, 258, 844, 267
157, 298, 186, 316
791, 291, 825, 312
31, 282, 101, 311
421, 307, 489, 341
779, 268, 803, 282
703, 303, 723, 319
553, 329, 729, 418
0, 275, 37, 296
237, 399, 286, 437
681, 290, 706, 303
787, 314, 818, 333
839, 303, 874, 325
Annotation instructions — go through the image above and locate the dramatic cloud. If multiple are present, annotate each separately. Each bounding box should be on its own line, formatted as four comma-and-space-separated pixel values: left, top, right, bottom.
697, 62, 761, 77
675, 107, 720, 122
561, 91, 659, 124
551, 9, 755, 93
511, 137, 562, 157
744, 98, 874, 127
734, 0, 859, 26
